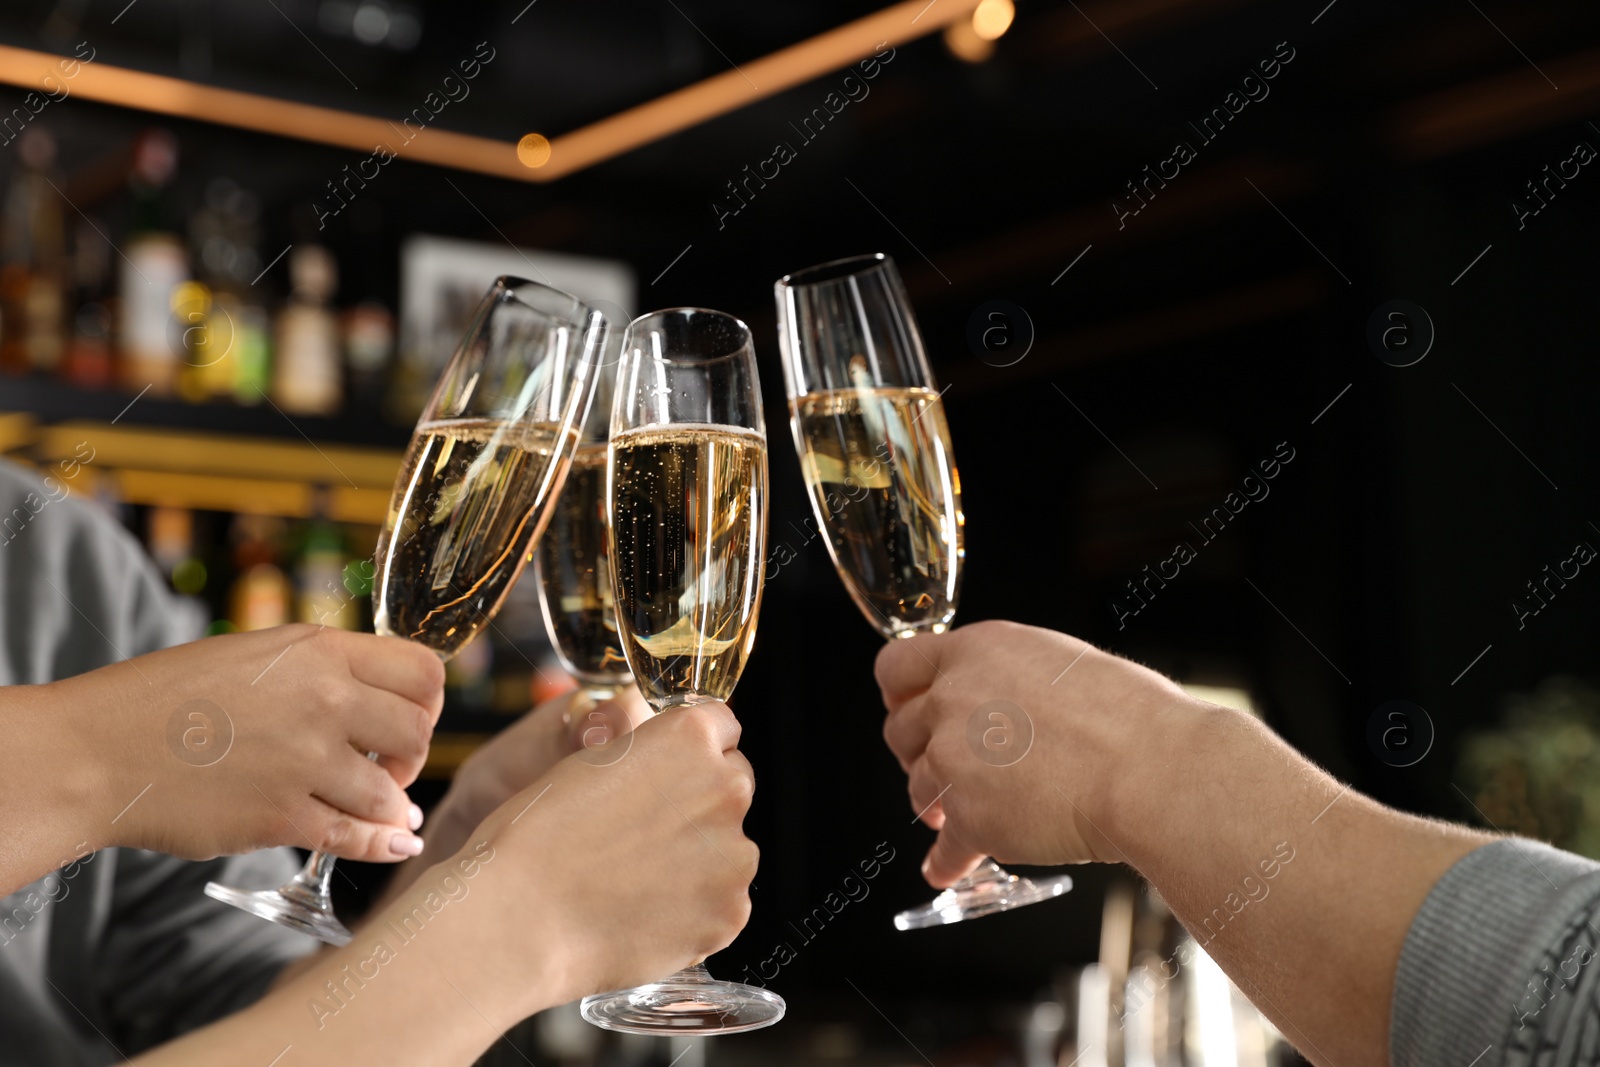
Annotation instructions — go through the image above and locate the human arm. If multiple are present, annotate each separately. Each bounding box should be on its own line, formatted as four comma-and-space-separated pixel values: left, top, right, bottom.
127, 702, 757, 1066
366, 685, 653, 915
272, 685, 651, 990
0, 624, 445, 896
876, 620, 1494, 1067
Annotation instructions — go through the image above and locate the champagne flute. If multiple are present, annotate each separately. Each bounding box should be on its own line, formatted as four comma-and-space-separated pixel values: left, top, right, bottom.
774, 253, 1073, 930
205, 276, 606, 945
579, 308, 785, 1034
534, 329, 634, 721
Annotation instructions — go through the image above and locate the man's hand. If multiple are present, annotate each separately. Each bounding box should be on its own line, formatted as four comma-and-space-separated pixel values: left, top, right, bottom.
56, 624, 443, 865
876, 620, 1194, 887
880, 618, 1497, 1067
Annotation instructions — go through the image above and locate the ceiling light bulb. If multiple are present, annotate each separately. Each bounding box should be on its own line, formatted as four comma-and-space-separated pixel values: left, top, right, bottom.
971, 0, 1015, 41
351, 3, 390, 45
944, 20, 996, 63
517, 133, 553, 168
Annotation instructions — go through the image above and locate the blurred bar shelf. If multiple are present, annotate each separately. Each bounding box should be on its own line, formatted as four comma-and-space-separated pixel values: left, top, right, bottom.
0, 375, 410, 446
1, 377, 405, 523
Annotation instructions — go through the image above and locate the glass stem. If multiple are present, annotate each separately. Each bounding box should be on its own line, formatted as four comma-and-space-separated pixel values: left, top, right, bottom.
569, 684, 624, 738
949, 858, 1008, 889
577, 684, 621, 708
280, 850, 338, 912
669, 963, 715, 983
278, 748, 374, 910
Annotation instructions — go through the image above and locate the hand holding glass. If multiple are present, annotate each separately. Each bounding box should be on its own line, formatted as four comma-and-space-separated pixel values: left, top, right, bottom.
775, 254, 1073, 930
205, 277, 605, 945
578, 308, 784, 1034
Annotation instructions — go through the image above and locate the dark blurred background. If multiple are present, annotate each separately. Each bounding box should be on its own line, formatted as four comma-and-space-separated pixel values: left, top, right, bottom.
2, 0, 1598, 1063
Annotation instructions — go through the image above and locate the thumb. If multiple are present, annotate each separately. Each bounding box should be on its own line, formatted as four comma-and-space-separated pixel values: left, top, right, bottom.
922, 828, 986, 889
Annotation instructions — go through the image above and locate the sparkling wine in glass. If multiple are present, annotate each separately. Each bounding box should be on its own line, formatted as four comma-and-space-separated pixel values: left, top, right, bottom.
535, 338, 634, 718
775, 253, 1073, 930
578, 308, 784, 1035
205, 277, 606, 945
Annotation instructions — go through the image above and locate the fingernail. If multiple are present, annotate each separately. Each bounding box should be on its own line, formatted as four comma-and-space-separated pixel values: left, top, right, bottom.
390, 832, 424, 857
408, 803, 424, 831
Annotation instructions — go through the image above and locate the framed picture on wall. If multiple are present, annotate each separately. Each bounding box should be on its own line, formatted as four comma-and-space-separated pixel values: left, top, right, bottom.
391, 234, 636, 421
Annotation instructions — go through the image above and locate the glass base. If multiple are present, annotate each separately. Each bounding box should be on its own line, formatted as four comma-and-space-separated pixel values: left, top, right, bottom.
580, 965, 785, 1035
893, 859, 1073, 931
204, 880, 354, 946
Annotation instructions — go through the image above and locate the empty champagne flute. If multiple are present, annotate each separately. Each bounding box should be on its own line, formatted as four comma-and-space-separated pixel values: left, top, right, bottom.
579, 308, 785, 1034
206, 276, 606, 945
774, 253, 1073, 930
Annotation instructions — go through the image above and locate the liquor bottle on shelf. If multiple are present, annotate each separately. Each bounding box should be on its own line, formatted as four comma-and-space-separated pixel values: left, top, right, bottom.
230, 301, 272, 405
445, 632, 494, 711
146, 501, 211, 590
185, 177, 271, 404
342, 301, 395, 412
61, 213, 115, 388
293, 495, 358, 630
118, 129, 190, 395
227, 512, 292, 631
171, 281, 226, 402
272, 245, 342, 416
190, 178, 263, 291
0, 128, 67, 375
340, 523, 379, 634
147, 504, 189, 570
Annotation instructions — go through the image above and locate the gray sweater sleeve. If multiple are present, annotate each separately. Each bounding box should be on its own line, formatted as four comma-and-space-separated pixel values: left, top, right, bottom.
0, 460, 315, 1062
1391, 838, 1600, 1067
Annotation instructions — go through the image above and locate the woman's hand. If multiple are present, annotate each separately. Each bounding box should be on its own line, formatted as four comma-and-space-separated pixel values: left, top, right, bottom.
56, 624, 444, 865
123, 701, 760, 1067
372, 686, 654, 907
446, 701, 758, 1013
449, 685, 653, 833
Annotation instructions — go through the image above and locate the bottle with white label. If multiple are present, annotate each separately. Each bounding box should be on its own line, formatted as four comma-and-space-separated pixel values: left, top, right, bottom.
272, 244, 342, 415
118, 129, 188, 395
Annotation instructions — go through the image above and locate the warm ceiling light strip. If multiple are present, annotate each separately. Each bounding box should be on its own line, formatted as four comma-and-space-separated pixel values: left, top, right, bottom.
0, 44, 524, 179
529, 0, 984, 180
0, 0, 980, 184
1389, 44, 1600, 160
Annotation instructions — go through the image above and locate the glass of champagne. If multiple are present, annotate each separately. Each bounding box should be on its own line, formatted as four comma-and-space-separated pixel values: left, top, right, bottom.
205, 276, 606, 945
774, 253, 1073, 930
578, 308, 785, 1034
534, 330, 634, 721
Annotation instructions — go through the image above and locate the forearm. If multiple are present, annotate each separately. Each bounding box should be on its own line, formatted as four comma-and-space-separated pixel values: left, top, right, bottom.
366, 691, 590, 916
369, 794, 478, 912
137, 852, 545, 1066
879, 624, 1502, 1064
0, 682, 117, 895
271, 796, 487, 993
273, 707, 568, 993
1105, 699, 1492, 1067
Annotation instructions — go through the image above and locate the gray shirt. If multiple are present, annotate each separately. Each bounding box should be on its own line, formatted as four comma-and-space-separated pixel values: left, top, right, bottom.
0, 459, 314, 1065
1393, 837, 1600, 1067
